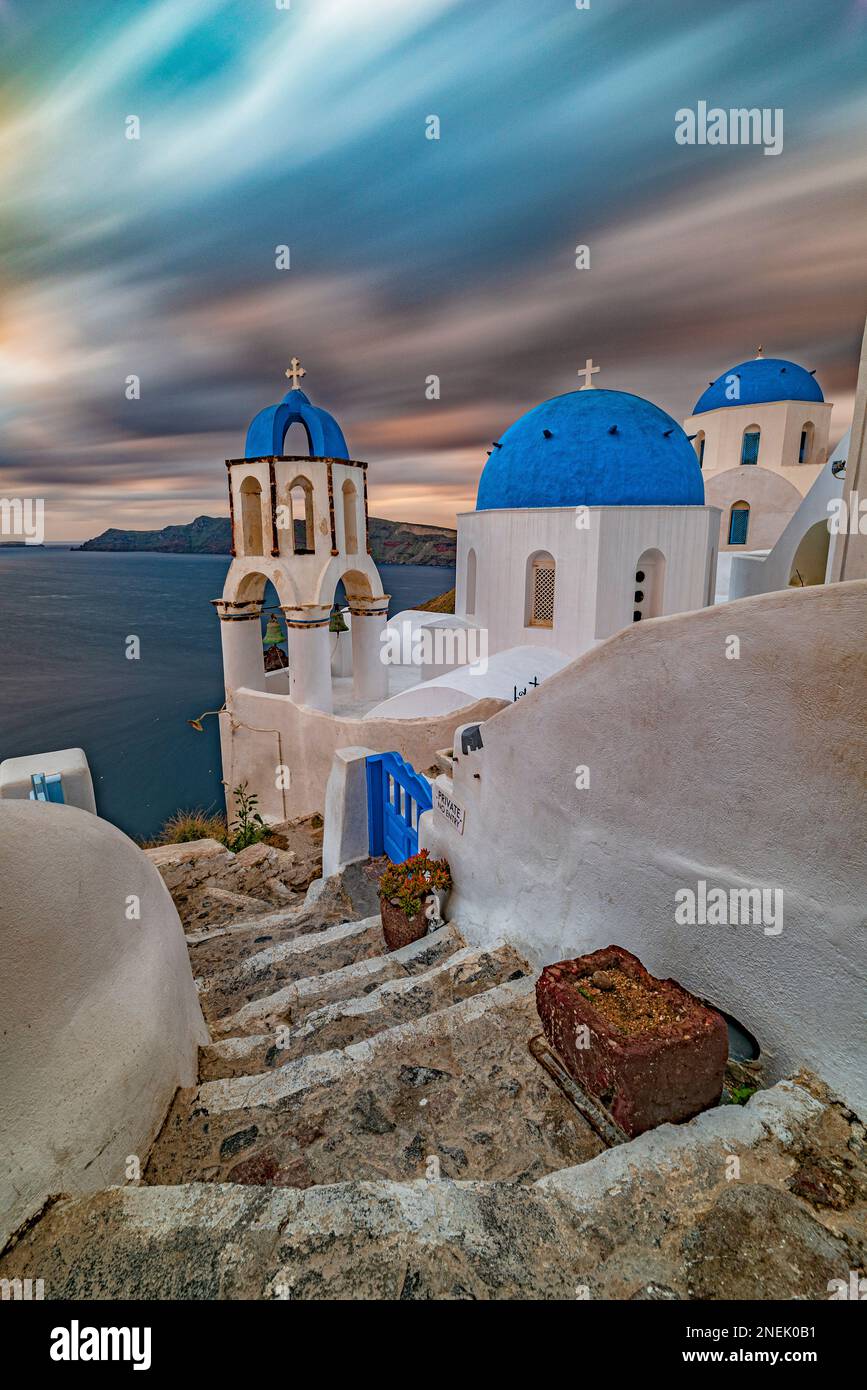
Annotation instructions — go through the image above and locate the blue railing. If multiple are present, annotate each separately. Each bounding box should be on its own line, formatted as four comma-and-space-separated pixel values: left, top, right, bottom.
366, 751, 433, 863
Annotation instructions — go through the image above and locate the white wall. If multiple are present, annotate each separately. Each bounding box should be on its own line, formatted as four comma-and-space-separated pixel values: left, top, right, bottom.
0, 801, 207, 1241
684, 399, 832, 486
367, 645, 571, 720
421, 580, 867, 1116
705, 467, 804, 552
0, 747, 96, 814
221, 684, 506, 822
457, 507, 600, 658
729, 433, 850, 599
456, 505, 716, 659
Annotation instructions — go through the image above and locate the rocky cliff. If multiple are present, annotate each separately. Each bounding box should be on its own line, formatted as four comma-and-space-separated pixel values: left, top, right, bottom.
78, 514, 457, 567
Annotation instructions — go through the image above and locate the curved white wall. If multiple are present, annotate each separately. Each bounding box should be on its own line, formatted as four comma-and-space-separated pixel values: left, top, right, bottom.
0, 801, 207, 1241
729, 432, 850, 600
422, 580, 867, 1117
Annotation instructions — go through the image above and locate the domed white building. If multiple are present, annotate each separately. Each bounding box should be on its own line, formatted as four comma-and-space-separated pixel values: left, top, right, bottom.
370, 379, 720, 718
683, 352, 833, 553
459, 383, 717, 653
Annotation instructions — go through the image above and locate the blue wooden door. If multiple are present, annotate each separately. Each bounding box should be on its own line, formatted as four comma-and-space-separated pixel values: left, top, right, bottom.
366, 752, 433, 863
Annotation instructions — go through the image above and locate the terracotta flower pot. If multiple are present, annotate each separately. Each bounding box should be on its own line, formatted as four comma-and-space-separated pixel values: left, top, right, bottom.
536, 945, 728, 1138
380, 896, 427, 952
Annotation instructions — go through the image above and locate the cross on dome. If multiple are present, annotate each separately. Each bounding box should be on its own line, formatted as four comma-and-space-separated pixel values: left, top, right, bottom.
578, 357, 600, 390
285, 356, 307, 390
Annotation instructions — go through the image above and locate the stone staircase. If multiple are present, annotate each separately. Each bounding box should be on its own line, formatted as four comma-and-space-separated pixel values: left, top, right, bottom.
2, 829, 865, 1299
144, 850, 605, 1190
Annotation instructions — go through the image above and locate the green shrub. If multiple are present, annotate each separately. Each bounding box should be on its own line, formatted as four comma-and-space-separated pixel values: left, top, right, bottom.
226, 782, 266, 853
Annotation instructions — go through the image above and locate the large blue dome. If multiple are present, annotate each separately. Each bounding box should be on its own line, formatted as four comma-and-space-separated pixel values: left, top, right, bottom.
475, 389, 704, 511
693, 357, 824, 416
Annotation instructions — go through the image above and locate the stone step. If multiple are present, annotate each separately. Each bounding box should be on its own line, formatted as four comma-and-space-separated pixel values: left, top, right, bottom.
144, 978, 604, 1188
211, 923, 465, 1039
3, 1083, 848, 1301
185, 877, 362, 981
0, 1180, 581, 1300
199, 942, 530, 1080
197, 915, 387, 1024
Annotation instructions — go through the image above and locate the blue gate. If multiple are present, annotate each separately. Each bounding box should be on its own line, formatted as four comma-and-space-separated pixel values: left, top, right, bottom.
366, 751, 433, 863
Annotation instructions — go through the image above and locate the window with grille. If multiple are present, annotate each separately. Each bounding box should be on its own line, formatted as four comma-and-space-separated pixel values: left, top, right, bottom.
532, 562, 555, 626
728, 504, 750, 545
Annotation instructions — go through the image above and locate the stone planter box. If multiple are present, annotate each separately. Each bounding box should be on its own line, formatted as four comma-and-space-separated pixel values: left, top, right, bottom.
535, 945, 728, 1137
380, 897, 427, 952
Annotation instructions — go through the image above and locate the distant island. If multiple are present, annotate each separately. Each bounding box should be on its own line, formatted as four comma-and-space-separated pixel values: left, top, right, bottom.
78, 514, 457, 568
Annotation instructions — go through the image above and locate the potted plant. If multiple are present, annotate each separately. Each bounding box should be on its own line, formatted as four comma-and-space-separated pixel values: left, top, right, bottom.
536, 945, 728, 1137
378, 849, 452, 951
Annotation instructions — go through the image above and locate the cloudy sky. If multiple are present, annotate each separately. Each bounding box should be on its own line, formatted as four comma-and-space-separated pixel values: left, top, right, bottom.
1, 0, 865, 540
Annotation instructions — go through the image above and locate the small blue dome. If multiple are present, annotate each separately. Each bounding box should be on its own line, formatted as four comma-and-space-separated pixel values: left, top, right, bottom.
693, 357, 824, 416
476, 389, 704, 511
245, 387, 349, 459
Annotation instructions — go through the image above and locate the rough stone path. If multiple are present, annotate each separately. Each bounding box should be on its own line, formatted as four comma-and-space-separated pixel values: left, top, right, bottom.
142, 830, 604, 1190
2, 825, 865, 1299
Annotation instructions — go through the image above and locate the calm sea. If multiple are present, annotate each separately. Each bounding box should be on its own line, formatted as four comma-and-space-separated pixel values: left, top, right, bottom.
0, 549, 453, 840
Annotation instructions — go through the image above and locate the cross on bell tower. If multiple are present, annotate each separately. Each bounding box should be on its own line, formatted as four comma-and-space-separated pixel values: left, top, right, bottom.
285, 356, 307, 391
578, 357, 600, 390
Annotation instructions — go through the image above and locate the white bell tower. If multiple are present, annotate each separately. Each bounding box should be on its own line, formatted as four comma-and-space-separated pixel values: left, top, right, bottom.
215, 362, 389, 716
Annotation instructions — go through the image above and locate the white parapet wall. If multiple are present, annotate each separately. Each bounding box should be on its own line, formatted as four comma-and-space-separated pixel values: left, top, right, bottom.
0, 747, 96, 814
321, 745, 376, 878
220, 686, 506, 824
0, 800, 208, 1241
420, 579, 867, 1118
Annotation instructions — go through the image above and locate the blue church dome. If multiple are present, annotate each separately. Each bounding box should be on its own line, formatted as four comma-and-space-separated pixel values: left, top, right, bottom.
693, 357, 824, 416
245, 387, 349, 459
475, 389, 704, 511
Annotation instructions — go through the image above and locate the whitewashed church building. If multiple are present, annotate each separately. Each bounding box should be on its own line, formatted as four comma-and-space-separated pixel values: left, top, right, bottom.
210, 349, 854, 818
684, 350, 833, 553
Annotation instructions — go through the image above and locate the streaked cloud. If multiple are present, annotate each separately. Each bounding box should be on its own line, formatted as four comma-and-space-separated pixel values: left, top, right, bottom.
0, 0, 865, 537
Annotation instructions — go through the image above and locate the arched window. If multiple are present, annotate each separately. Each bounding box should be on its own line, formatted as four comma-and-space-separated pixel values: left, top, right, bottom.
632, 548, 665, 622
525, 551, 555, 628
740, 427, 761, 466
342, 479, 358, 555
798, 421, 814, 464
728, 501, 750, 545
239, 476, 264, 556
694, 431, 706, 468
287, 476, 315, 554
465, 547, 477, 614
